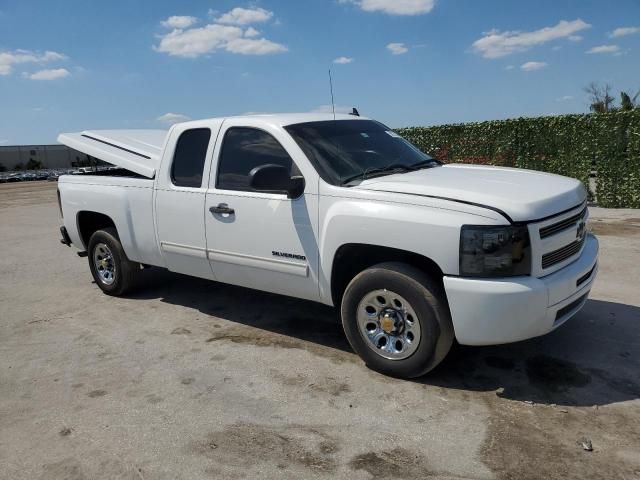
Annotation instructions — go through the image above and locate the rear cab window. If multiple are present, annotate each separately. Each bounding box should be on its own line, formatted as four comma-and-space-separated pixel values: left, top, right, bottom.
171, 128, 211, 188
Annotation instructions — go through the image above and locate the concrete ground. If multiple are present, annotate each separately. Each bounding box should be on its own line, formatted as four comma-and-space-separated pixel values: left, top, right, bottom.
1, 182, 639, 480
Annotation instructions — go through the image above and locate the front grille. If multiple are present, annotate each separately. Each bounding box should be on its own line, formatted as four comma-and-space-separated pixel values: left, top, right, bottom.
541, 235, 586, 269
555, 294, 588, 321
539, 208, 586, 239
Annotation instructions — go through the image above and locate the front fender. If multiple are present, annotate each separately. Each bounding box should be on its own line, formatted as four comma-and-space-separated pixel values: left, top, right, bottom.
318, 196, 504, 304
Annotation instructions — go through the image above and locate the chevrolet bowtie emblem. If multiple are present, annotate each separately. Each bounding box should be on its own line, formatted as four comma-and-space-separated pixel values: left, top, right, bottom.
380, 315, 395, 333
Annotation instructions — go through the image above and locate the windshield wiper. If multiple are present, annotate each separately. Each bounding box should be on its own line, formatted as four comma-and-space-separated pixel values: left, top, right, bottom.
341, 163, 412, 185
407, 159, 441, 170
341, 159, 440, 185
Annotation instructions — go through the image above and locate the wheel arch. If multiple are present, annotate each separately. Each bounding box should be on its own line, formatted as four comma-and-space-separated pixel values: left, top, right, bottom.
330, 243, 446, 307
76, 211, 117, 250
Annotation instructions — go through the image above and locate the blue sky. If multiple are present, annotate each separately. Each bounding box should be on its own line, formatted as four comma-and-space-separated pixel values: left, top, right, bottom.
0, 0, 639, 144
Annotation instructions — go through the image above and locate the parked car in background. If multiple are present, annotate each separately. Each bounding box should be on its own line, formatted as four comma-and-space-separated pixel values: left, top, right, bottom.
72, 167, 96, 174
0, 169, 73, 182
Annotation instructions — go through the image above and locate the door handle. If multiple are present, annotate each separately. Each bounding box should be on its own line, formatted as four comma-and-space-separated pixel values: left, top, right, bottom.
210, 203, 235, 215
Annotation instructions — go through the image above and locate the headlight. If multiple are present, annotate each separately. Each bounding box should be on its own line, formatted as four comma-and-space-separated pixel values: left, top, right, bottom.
460, 225, 531, 277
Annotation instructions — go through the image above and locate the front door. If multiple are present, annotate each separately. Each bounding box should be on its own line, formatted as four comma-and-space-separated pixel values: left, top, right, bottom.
204, 122, 320, 301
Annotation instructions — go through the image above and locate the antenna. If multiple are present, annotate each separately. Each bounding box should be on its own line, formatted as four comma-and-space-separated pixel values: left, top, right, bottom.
328, 68, 336, 120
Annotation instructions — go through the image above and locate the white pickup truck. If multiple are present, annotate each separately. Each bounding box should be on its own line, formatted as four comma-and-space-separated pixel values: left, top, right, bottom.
57, 113, 598, 378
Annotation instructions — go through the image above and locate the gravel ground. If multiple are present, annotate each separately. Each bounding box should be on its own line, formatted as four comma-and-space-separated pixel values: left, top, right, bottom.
1, 181, 639, 480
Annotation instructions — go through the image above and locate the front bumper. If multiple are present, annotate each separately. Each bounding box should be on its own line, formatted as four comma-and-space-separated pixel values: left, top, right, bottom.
444, 234, 599, 346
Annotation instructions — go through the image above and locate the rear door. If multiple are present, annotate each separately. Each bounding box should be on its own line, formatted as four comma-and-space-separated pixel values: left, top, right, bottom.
155, 120, 222, 280
204, 119, 320, 301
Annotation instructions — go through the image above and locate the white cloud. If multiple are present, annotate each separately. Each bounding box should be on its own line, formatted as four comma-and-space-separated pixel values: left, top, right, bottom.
386, 42, 409, 55
0, 139, 8, 145
40, 51, 67, 62
225, 37, 287, 55
161, 16, 198, 29
0, 49, 67, 76
568, 35, 583, 42
216, 7, 273, 25
157, 113, 191, 124
556, 95, 574, 102
343, 0, 435, 15
472, 19, 591, 59
155, 23, 286, 57
155, 9, 286, 58
244, 27, 260, 38
609, 26, 640, 38
520, 61, 547, 72
333, 56, 354, 64
155, 24, 242, 57
505, 65, 515, 70
25, 68, 70, 80
586, 44, 620, 54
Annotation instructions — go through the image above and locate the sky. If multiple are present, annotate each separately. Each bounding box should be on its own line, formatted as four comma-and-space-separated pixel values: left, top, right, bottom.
0, 0, 639, 144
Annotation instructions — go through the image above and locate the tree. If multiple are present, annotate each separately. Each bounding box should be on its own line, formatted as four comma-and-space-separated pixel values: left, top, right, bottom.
25, 158, 43, 170
584, 82, 616, 113
620, 90, 639, 111
584, 82, 639, 113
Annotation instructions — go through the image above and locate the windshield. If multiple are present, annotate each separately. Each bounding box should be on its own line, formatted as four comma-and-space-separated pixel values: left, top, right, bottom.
285, 120, 440, 185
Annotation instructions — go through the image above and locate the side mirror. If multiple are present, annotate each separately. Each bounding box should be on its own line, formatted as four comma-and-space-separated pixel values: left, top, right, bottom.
248, 164, 305, 199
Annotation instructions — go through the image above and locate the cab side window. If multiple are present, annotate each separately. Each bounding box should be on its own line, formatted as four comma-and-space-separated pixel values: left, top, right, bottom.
217, 127, 297, 192
171, 128, 211, 188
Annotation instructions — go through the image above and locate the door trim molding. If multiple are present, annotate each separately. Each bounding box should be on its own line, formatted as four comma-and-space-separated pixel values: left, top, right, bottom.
207, 249, 309, 277
161, 241, 208, 259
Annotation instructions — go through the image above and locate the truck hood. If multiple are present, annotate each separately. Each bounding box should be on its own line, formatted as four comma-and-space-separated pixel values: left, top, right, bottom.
354, 164, 586, 222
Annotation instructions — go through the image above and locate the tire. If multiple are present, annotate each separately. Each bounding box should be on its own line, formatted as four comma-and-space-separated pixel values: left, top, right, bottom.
340, 262, 454, 378
87, 227, 139, 296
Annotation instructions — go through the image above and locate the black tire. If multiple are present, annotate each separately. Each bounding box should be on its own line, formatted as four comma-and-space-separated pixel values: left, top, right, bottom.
87, 227, 139, 296
340, 262, 454, 378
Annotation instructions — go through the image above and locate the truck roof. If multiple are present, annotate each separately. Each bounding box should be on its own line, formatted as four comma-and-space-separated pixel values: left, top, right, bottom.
57, 113, 368, 179
221, 112, 368, 125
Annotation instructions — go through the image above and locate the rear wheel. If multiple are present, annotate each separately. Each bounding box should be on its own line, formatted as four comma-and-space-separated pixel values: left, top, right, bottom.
340, 262, 453, 378
88, 228, 138, 296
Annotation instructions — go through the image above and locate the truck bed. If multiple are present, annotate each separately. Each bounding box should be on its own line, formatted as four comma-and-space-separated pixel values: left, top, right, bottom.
58, 174, 162, 267
58, 129, 168, 179
57, 128, 168, 270
72, 167, 148, 179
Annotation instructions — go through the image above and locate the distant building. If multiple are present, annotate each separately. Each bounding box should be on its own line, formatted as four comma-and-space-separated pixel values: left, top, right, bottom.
0, 144, 101, 171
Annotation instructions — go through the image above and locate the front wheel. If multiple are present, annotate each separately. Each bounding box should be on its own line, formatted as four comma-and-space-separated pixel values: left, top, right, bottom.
88, 228, 139, 296
340, 262, 454, 378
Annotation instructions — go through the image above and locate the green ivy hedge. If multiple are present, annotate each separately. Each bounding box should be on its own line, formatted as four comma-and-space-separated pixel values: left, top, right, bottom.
397, 110, 640, 208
